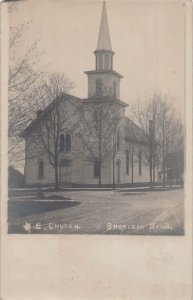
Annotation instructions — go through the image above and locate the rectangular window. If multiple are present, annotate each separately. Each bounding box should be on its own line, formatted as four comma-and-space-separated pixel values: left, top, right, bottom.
104, 54, 109, 69
38, 160, 44, 179
117, 131, 120, 151
96, 79, 102, 97
126, 150, 129, 175
113, 81, 117, 98
66, 133, 71, 152
110, 55, 113, 69
59, 133, 71, 152
94, 158, 100, 178
98, 54, 103, 69
59, 134, 65, 151
139, 151, 142, 176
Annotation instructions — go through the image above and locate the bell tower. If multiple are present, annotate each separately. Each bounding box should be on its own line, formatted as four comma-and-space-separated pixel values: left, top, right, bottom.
94, 1, 113, 71
85, 2, 123, 100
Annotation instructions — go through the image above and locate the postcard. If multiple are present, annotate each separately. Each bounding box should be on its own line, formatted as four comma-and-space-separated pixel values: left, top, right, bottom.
1, 0, 192, 299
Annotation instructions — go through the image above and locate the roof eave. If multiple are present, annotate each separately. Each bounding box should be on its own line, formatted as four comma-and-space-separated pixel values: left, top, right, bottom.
84, 69, 123, 79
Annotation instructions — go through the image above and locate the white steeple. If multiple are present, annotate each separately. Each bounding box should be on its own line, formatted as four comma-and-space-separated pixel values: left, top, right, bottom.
85, 1, 123, 100
97, 2, 112, 51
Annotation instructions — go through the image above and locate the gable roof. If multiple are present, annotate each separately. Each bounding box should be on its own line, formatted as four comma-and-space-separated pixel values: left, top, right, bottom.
20, 93, 82, 138
125, 117, 149, 145
21, 95, 149, 147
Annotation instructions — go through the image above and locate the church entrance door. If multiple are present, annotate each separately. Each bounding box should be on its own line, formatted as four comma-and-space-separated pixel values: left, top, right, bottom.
116, 160, 121, 184
59, 159, 72, 184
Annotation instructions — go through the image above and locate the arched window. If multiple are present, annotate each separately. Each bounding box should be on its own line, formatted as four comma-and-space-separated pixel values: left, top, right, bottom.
94, 158, 100, 178
139, 151, 142, 175
38, 160, 44, 179
96, 79, 102, 97
60, 159, 71, 167
117, 131, 120, 151
59, 134, 65, 151
59, 133, 71, 152
66, 133, 71, 152
126, 150, 129, 175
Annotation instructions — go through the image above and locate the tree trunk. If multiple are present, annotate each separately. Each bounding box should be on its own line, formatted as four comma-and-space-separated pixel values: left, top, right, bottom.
153, 151, 156, 185
98, 112, 102, 187
149, 163, 153, 187
99, 162, 101, 187
112, 153, 115, 190
131, 148, 134, 185
162, 157, 166, 187
98, 150, 101, 187
149, 149, 153, 186
162, 118, 166, 187
149, 119, 154, 187
54, 164, 59, 191
152, 119, 155, 185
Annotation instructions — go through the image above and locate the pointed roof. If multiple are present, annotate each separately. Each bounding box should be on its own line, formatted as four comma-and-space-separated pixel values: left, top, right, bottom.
96, 2, 112, 51
20, 94, 82, 138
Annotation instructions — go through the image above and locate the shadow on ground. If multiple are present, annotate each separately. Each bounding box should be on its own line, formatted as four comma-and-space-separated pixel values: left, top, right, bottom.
45, 195, 71, 200
121, 192, 147, 196
8, 200, 80, 220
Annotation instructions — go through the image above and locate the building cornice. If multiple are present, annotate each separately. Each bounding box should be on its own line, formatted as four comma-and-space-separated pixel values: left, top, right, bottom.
81, 98, 128, 107
94, 49, 115, 55
84, 69, 123, 79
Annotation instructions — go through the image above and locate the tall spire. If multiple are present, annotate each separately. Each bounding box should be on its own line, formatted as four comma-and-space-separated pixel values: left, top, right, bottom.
85, 1, 123, 100
97, 2, 112, 51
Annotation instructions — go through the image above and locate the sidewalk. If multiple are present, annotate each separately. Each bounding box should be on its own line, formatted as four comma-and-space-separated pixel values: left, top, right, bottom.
9, 184, 183, 197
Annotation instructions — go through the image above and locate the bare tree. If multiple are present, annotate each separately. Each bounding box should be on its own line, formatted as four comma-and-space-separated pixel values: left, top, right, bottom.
8, 10, 76, 173
157, 103, 184, 186
171, 119, 184, 184
131, 93, 160, 185
8, 17, 46, 165
108, 102, 123, 189
127, 144, 135, 184
24, 73, 77, 190
125, 120, 138, 185
131, 92, 184, 187
125, 117, 150, 185
155, 95, 182, 187
7, 1, 54, 167
79, 97, 123, 187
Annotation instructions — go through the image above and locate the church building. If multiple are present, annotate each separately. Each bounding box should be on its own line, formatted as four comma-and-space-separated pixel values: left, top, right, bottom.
21, 2, 151, 187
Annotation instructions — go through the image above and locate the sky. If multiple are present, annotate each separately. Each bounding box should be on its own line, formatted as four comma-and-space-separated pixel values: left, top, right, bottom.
9, 0, 185, 117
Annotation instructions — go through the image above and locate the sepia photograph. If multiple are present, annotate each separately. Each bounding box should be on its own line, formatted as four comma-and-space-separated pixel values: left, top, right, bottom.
7, 0, 185, 235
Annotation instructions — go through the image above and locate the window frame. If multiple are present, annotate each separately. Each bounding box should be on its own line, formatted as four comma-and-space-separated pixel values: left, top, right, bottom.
94, 157, 100, 178
98, 53, 103, 69
38, 160, 44, 179
59, 133, 71, 152
126, 150, 130, 175
104, 54, 109, 69
113, 81, 117, 98
65, 133, 71, 152
117, 130, 121, 151
59, 133, 65, 152
96, 79, 103, 97
60, 159, 71, 167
